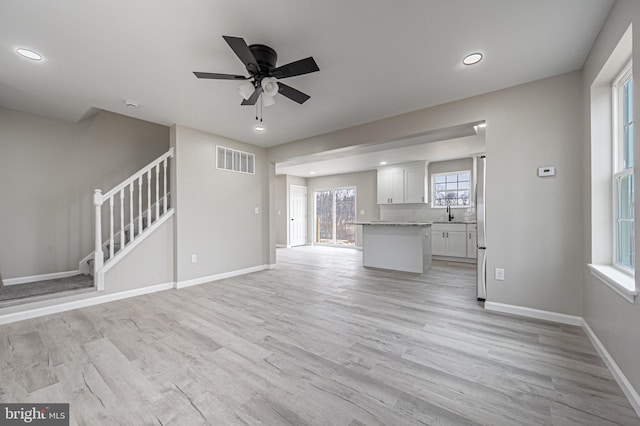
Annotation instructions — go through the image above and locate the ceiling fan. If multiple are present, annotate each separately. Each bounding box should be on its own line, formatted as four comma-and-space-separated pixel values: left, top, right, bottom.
193, 35, 319, 106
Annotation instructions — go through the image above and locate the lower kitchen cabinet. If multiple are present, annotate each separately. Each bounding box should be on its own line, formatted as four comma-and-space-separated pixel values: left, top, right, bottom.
431, 223, 467, 257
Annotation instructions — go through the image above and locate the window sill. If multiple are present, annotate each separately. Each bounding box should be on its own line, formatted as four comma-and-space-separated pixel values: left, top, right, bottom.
588, 264, 637, 303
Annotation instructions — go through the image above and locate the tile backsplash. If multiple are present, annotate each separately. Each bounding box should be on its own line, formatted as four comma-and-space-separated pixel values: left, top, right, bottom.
380, 204, 476, 223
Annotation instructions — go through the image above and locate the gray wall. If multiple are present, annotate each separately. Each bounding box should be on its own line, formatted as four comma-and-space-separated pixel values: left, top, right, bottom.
306, 170, 378, 247
582, 0, 640, 400
275, 175, 287, 246
103, 216, 174, 293
171, 124, 270, 284
269, 70, 584, 317
0, 108, 169, 279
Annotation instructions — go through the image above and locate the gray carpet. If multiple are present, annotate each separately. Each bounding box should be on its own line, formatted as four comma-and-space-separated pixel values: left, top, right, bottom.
0, 274, 94, 302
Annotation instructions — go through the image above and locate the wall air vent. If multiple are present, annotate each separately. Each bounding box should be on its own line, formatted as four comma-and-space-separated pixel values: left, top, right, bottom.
216, 146, 255, 175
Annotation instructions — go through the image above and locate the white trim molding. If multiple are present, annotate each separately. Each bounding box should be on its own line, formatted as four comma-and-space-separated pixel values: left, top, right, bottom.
588, 264, 637, 303
484, 301, 582, 326
582, 319, 640, 417
3, 270, 82, 286
176, 264, 271, 289
0, 282, 174, 325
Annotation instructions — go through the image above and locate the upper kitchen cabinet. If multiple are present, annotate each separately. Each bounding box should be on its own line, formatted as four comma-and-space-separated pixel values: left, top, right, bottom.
377, 167, 405, 204
377, 161, 428, 205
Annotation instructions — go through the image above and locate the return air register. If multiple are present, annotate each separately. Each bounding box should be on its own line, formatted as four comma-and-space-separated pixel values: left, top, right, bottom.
537, 166, 556, 177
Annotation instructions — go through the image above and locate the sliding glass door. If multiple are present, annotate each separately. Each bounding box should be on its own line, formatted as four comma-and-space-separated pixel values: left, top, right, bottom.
314, 187, 356, 246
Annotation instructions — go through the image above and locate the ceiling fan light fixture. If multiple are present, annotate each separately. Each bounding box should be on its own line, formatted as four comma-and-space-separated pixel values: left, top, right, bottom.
261, 77, 279, 97
262, 94, 275, 107
254, 124, 265, 132
238, 81, 255, 100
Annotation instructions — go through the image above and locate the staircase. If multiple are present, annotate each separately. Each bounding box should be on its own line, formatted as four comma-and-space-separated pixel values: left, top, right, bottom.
80, 148, 175, 290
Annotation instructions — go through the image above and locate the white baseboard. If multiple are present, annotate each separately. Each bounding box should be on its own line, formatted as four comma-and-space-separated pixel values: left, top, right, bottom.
268, 264, 277, 270
276, 244, 287, 248
175, 264, 271, 289
0, 282, 174, 325
582, 319, 640, 417
484, 301, 582, 326
3, 270, 82, 286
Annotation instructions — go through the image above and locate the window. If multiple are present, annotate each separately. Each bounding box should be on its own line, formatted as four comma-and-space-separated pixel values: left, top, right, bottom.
216, 146, 255, 174
432, 170, 471, 207
314, 188, 356, 245
613, 64, 634, 271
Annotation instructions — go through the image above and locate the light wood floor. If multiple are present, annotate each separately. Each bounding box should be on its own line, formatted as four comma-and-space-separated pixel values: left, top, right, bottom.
1, 246, 638, 425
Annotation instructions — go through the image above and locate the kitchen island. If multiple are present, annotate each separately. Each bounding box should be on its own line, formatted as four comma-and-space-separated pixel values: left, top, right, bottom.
355, 222, 432, 273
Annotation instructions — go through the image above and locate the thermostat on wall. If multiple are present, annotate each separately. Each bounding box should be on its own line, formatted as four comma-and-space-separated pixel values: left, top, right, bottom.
538, 166, 556, 177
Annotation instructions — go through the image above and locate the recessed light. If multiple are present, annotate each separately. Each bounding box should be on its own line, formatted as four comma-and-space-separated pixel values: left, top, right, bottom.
463, 52, 483, 66
16, 48, 42, 61
309, 171, 316, 175
254, 124, 265, 132
379, 161, 387, 165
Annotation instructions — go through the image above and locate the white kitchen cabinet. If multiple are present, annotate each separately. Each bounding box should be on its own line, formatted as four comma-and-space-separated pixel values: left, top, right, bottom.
377, 167, 405, 204
377, 161, 427, 205
404, 163, 428, 203
466, 224, 477, 259
432, 223, 467, 257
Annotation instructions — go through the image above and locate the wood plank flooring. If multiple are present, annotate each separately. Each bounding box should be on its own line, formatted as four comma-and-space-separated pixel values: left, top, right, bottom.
0, 246, 638, 425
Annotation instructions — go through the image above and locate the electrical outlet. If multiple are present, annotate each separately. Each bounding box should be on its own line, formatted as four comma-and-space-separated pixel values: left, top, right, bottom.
495, 268, 505, 281
191, 254, 197, 263
360, 209, 365, 215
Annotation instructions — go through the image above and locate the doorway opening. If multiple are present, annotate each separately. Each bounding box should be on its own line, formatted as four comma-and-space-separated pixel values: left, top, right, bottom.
314, 187, 356, 246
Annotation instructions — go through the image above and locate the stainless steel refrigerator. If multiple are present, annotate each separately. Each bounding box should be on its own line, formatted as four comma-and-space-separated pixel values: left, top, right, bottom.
476, 155, 487, 300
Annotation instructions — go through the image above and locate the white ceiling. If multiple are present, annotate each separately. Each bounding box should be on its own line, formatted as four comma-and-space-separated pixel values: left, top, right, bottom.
0, 0, 612, 148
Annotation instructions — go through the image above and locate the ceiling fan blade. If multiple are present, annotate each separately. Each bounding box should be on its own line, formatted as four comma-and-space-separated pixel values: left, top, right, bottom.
241, 87, 263, 106
193, 72, 249, 80
278, 83, 310, 104
223, 35, 260, 74
271, 57, 319, 79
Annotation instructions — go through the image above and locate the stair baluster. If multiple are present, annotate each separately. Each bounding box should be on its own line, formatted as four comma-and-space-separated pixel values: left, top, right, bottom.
163, 158, 168, 214
147, 170, 152, 226
129, 181, 135, 243
138, 176, 143, 236
155, 164, 160, 220
109, 197, 115, 260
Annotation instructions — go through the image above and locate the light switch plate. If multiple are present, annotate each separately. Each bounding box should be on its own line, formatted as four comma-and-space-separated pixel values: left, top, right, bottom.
191, 254, 197, 263
495, 268, 505, 281
254, 207, 259, 215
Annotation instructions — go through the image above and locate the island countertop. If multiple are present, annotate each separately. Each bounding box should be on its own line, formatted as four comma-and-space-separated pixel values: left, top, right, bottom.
354, 221, 432, 226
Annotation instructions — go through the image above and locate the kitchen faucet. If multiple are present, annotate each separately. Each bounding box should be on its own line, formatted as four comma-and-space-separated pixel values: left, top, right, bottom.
446, 203, 454, 222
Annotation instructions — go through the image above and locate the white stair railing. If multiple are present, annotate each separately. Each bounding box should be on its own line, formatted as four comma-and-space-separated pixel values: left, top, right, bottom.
92, 148, 174, 278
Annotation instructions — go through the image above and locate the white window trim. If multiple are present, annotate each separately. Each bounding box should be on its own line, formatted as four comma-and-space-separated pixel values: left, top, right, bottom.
611, 62, 634, 273
431, 169, 472, 209
588, 264, 637, 303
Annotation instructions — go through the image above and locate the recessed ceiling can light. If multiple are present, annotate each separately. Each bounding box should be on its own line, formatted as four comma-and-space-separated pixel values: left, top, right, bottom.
16, 48, 42, 61
379, 161, 387, 165
254, 124, 265, 132
463, 52, 483, 66
309, 171, 316, 175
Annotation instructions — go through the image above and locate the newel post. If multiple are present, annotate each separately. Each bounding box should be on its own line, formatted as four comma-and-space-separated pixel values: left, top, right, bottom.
93, 189, 104, 274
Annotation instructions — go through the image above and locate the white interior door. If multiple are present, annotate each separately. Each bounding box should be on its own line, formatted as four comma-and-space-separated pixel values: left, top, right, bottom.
289, 185, 307, 247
